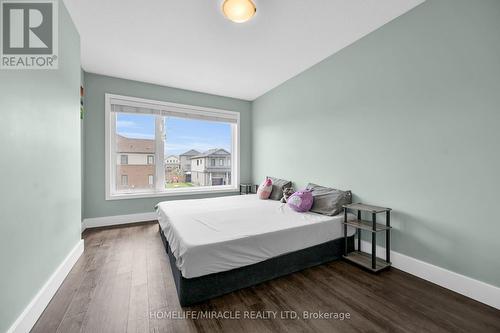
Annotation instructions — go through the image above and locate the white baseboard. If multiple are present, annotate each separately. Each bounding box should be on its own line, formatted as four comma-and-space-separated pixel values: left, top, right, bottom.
82, 212, 157, 232
360, 240, 500, 310
7, 240, 84, 333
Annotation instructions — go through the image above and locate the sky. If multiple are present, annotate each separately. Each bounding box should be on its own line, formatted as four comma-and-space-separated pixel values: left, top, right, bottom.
116, 113, 232, 156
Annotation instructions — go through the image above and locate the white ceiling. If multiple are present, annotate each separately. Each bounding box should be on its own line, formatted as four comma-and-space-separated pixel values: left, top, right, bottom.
64, 0, 424, 101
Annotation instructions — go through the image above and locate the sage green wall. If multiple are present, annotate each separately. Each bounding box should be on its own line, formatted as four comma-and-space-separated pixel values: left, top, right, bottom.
83, 73, 252, 218
0, 2, 82, 332
252, 0, 500, 287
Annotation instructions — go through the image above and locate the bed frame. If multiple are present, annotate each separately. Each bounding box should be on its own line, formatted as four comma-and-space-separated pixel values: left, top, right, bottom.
159, 225, 354, 306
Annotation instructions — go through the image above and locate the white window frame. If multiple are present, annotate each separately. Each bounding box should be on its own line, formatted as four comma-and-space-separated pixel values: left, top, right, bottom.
105, 93, 240, 200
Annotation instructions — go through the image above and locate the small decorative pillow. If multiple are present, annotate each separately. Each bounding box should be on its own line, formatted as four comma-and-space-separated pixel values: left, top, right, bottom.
280, 187, 295, 203
257, 178, 273, 199
287, 190, 314, 212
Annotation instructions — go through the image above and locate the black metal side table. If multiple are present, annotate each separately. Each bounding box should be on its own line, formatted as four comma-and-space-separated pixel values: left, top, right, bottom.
342, 203, 392, 272
239, 183, 256, 194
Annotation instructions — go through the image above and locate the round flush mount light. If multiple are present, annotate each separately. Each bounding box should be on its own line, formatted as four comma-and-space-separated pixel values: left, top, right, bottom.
222, 0, 256, 23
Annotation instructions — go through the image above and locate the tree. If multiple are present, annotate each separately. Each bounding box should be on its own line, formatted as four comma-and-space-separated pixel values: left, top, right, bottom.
166, 167, 185, 183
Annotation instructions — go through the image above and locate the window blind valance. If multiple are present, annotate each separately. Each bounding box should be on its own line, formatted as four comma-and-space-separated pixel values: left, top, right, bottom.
109, 98, 238, 124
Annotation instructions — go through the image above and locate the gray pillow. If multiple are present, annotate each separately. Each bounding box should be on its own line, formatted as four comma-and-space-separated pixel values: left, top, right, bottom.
267, 176, 292, 201
306, 183, 352, 216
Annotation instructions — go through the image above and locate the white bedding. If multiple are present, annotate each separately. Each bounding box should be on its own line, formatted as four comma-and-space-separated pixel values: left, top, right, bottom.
157, 195, 356, 278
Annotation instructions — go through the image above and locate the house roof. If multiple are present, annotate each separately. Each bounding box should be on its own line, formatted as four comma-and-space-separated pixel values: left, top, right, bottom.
179, 149, 201, 157
191, 148, 230, 158
116, 135, 155, 154
165, 155, 179, 163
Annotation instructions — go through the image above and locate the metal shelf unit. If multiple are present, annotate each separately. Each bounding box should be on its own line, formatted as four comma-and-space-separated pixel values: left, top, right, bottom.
342, 203, 392, 272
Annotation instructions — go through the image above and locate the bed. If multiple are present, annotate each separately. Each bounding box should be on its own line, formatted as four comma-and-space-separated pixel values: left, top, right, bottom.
156, 194, 356, 306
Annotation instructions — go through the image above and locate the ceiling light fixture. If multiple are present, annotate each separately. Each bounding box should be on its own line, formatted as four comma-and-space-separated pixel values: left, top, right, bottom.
222, 0, 256, 23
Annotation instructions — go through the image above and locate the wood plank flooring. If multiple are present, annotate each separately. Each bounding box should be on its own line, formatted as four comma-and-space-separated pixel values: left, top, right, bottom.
32, 223, 500, 333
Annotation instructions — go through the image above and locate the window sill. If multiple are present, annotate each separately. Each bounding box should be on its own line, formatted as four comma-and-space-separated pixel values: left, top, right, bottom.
106, 186, 239, 201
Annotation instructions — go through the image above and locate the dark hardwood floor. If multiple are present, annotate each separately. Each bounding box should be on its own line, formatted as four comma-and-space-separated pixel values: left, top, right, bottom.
32, 223, 500, 333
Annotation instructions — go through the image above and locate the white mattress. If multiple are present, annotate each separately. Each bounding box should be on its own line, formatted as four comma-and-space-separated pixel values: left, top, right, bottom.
157, 195, 356, 278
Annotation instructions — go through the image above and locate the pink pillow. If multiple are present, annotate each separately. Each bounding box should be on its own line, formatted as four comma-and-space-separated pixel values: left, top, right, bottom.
257, 178, 273, 199
287, 190, 314, 212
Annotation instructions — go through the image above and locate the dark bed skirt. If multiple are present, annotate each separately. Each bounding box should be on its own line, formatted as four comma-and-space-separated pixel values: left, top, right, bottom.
159, 225, 354, 307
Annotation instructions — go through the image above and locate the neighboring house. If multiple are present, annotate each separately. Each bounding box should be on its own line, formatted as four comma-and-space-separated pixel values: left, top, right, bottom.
165, 155, 180, 170
179, 149, 200, 172
116, 135, 155, 191
190, 148, 231, 186
179, 149, 200, 182
165, 155, 182, 183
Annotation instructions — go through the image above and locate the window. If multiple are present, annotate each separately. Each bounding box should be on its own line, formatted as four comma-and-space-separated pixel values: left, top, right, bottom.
106, 94, 239, 199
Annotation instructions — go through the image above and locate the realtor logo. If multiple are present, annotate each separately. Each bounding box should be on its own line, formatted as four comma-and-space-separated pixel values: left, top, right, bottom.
1, 0, 58, 69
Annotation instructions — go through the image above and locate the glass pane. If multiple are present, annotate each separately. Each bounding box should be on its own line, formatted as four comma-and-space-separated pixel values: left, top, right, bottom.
115, 113, 156, 192
164, 117, 232, 189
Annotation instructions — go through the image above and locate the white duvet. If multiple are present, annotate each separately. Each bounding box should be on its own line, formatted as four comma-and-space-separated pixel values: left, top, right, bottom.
157, 194, 356, 278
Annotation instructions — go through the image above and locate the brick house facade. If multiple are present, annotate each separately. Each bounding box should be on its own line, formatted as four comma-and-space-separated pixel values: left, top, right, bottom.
116, 135, 156, 191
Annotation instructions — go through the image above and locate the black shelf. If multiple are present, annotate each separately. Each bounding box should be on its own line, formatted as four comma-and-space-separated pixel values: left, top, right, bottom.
239, 184, 256, 195
343, 219, 391, 232
343, 203, 392, 272
343, 251, 391, 272
343, 203, 391, 213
